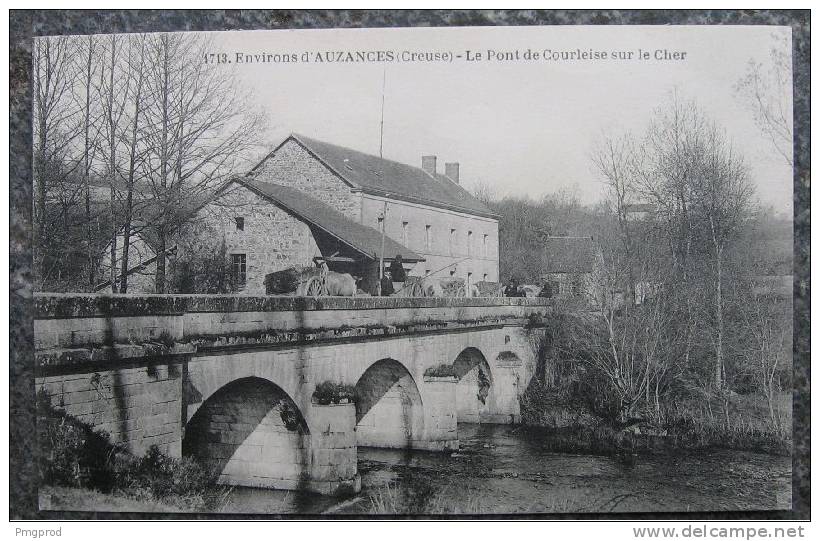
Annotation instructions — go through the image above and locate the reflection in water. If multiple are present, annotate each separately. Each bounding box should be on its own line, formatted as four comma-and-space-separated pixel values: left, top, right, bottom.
217, 423, 792, 515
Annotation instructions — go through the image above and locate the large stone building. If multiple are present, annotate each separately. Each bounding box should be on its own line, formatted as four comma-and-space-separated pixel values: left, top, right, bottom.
249, 134, 500, 284
100, 134, 500, 294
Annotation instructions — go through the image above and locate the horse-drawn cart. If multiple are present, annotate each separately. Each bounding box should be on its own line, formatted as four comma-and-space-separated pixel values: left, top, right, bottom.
264, 266, 327, 297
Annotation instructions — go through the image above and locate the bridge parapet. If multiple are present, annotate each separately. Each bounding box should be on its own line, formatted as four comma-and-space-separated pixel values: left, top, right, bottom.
34, 294, 551, 364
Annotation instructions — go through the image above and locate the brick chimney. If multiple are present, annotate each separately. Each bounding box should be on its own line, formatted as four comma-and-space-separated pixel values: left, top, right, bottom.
422, 155, 437, 175
445, 162, 460, 184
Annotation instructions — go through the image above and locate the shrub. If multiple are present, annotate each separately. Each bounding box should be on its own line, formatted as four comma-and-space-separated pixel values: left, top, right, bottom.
312, 381, 356, 405
132, 445, 216, 501
37, 390, 223, 509
156, 329, 176, 349
37, 388, 119, 490
423, 364, 457, 378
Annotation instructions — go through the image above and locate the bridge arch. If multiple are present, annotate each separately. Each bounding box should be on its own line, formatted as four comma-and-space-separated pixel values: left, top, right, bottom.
182, 376, 311, 490
354, 358, 424, 449
452, 347, 495, 424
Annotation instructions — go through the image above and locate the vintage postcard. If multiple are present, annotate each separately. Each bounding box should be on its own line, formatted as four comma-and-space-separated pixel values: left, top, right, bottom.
26, 22, 795, 517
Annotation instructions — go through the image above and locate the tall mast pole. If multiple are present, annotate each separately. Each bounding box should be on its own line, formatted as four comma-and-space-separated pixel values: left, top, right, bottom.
379, 200, 388, 283
379, 68, 386, 158
378, 69, 387, 293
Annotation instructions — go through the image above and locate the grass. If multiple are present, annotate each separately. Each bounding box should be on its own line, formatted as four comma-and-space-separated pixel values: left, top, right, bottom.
367, 483, 486, 515
365, 482, 593, 515
520, 381, 792, 458
40, 485, 190, 513
661, 393, 792, 456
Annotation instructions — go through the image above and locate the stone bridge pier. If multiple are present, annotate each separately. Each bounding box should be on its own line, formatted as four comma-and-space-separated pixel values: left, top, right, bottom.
34, 294, 549, 495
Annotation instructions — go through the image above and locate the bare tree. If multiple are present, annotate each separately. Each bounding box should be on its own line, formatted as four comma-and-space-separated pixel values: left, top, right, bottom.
561, 239, 677, 423
591, 95, 754, 393
736, 282, 791, 424
637, 96, 712, 380
689, 126, 753, 389
591, 132, 643, 306
69, 34, 102, 288
470, 181, 497, 206
97, 34, 131, 293
118, 34, 148, 293
32, 36, 77, 285
139, 33, 264, 292
735, 32, 793, 166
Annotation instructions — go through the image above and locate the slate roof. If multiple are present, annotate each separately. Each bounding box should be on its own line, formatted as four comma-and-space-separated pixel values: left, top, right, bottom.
238, 178, 423, 262
251, 134, 498, 219
541, 236, 598, 274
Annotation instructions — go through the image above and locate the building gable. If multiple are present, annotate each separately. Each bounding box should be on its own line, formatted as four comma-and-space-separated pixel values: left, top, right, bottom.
249, 134, 499, 219
247, 137, 362, 221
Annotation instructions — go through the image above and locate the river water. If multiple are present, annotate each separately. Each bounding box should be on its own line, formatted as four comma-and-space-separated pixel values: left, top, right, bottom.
218, 423, 792, 515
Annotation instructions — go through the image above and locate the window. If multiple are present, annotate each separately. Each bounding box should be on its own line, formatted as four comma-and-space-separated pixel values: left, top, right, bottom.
231, 254, 246, 286
425, 269, 431, 276
449, 228, 456, 255
467, 231, 473, 256
402, 221, 409, 246
483, 273, 488, 282
425, 225, 432, 251
483, 234, 489, 257
571, 275, 583, 296
234, 217, 245, 231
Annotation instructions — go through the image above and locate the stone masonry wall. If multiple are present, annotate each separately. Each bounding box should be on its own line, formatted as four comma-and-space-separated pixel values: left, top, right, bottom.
183, 377, 313, 490
361, 194, 500, 283
188, 183, 322, 295
36, 363, 183, 457
250, 138, 361, 221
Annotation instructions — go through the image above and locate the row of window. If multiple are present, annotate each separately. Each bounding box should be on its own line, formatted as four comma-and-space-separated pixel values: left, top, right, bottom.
235, 214, 494, 259
397, 221, 491, 258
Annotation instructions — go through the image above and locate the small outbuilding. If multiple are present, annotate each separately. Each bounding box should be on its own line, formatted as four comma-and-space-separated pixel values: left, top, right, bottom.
538, 236, 602, 302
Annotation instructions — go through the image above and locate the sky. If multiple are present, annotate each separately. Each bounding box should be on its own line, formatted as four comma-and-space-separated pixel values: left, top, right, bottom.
205, 25, 793, 214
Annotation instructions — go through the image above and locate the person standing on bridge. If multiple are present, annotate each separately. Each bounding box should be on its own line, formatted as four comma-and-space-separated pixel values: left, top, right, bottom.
388, 254, 407, 283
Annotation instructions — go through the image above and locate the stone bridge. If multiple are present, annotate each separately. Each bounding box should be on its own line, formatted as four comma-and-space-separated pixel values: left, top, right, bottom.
34, 294, 549, 494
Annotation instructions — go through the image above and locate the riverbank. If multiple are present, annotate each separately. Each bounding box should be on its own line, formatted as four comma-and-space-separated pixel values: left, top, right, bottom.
519, 383, 792, 459
342, 424, 792, 515
38, 423, 792, 515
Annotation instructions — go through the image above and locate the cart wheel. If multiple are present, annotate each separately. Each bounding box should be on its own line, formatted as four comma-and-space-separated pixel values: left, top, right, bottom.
304, 276, 325, 298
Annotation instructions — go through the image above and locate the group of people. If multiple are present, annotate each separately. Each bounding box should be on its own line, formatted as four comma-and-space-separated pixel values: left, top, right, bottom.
380, 257, 539, 299
382, 257, 531, 299
503, 277, 526, 298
